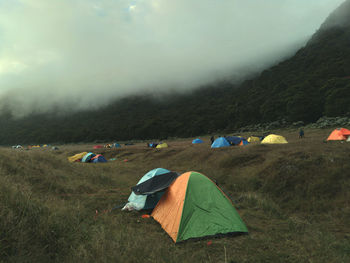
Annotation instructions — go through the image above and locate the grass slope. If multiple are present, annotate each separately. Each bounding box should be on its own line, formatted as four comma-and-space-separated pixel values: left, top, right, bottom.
0, 128, 349, 262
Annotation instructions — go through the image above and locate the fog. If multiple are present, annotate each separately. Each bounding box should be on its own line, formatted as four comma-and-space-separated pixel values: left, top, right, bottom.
0, 0, 344, 116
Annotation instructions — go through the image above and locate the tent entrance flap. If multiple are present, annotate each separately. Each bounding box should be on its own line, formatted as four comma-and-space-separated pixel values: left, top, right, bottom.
132, 172, 179, 195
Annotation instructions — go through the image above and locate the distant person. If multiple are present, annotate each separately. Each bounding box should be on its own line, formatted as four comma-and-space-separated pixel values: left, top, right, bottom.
299, 128, 304, 139
210, 136, 215, 144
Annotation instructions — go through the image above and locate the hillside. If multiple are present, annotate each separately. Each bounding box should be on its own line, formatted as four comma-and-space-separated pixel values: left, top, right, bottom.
1, 128, 349, 262
0, 1, 350, 144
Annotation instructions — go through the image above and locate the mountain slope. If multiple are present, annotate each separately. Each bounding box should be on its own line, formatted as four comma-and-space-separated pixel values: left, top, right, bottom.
231, 0, 350, 124
0, 1, 350, 144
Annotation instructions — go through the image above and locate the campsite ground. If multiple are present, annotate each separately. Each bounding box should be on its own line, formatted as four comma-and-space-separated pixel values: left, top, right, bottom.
0, 128, 349, 262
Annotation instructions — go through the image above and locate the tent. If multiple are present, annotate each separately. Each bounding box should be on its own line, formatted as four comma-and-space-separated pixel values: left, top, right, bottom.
151, 171, 248, 243
122, 168, 177, 211
261, 134, 288, 144
225, 136, 243, 145
12, 145, 22, 149
68, 152, 88, 163
156, 143, 168, 149
148, 142, 158, 148
93, 145, 103, 149
114, 143, 121, 148
211, 137, 230, 148
91, 154, 107, 163
131, 171, 178, 195
81, 152, 95, 163
192, 138, 204, 144
327, 128, 350, 141
247, 136, 260, 143
239, 139, 249, 146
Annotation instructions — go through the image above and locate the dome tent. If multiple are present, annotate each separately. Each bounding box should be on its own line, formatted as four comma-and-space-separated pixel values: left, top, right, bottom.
239, 139, 249, 146
225, 136, 243, 145
93, 145, 103, 149
261, 134, 288, 144
211, 137, 230, 148
91, 154, 107, 163
192, 138, 204, 144
68, 152, 88, 163
81, 152, 96, 163
151, 171, 248, 243
156, 143, 168, 149
327, 128, 350, 141
247, 136, 260, 143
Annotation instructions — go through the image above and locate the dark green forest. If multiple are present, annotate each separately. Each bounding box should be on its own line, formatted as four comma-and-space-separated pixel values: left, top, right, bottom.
0, 1, 350, 145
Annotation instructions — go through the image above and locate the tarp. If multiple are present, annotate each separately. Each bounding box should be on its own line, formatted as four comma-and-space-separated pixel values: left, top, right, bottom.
131, 172, 178, 195
68, 152, 88, 163
211, 137, 230, 148
156, 143, 168, 149
151, 171, 248, 242
192, 138, 204, 144
261, 134, 288, 144
327, 128, 350, 141
122, 168, 171, 211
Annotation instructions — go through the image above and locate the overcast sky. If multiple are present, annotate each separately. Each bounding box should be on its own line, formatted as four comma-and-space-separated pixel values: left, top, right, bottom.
0, 0, 345, 116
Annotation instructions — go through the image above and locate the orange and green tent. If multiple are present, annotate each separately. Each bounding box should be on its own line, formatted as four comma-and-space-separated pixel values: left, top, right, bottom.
151, 171, 248, 242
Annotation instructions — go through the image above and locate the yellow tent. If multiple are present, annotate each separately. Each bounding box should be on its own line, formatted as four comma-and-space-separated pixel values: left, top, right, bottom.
68, 152, 88, 163
156, 143, 168, 149
261, 134, 288, 144
247, 136, 260, 143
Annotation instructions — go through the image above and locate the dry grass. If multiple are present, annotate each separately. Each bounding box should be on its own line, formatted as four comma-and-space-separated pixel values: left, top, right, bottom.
0, 128, 349, 262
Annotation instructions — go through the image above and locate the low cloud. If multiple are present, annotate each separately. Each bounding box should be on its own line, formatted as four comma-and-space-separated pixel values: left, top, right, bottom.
0, 0, 344, 116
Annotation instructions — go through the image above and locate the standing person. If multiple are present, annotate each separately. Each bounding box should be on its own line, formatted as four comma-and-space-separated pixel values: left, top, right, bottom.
210, 136, 215, 144
299, 128, 304, 139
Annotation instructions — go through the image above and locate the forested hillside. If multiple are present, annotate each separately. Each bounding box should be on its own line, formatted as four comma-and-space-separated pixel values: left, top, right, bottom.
0, 1, 349, 145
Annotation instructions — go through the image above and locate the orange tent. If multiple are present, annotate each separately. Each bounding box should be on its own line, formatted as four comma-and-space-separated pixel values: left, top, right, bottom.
327, 128, 350, 141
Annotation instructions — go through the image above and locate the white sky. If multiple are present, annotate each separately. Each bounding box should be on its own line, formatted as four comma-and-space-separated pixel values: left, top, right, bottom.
0, 0, 345, 115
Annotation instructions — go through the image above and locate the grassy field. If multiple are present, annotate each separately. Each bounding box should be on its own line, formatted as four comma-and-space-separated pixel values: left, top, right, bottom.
0, 128, 349, 262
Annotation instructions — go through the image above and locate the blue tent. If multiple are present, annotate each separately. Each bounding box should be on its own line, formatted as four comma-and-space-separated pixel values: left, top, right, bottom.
211, 137, 231, 148
114, 143, 121, 148
192, 138, 204, 144
225, 136, 243, 145
92, 155, 107, 163
123, 168, 171, 211
241, 139, 249, 145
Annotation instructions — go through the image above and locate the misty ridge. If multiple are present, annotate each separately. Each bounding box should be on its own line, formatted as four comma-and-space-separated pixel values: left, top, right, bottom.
0, 0, 345, 117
